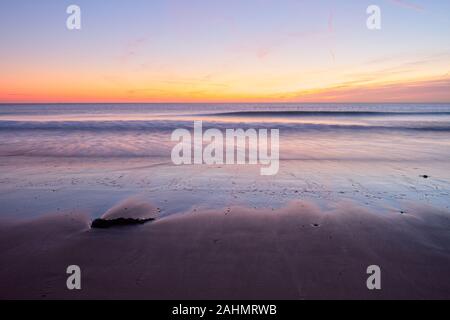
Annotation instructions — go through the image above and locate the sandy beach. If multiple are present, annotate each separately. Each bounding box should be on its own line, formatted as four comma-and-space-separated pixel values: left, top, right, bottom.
1, 198, 449, 299
1, 155, 449, 299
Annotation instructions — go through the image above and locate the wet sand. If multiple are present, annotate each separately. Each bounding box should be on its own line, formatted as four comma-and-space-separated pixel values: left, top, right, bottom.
0, 155, 449, 299
0, 199, 449, 300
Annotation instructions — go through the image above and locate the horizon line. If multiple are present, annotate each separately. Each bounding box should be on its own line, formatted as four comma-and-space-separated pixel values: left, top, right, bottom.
1, 101, 450, 105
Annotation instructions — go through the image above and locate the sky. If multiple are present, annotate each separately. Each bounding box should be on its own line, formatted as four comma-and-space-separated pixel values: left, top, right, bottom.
0, 0, 449, 103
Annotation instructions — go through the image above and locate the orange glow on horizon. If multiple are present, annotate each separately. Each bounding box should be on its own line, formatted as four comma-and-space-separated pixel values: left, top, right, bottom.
1, 74, 449, 104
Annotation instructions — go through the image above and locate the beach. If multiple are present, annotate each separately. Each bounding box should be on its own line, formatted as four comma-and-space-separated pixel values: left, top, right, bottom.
1, 195, 449, 299
0, 103, 450, 299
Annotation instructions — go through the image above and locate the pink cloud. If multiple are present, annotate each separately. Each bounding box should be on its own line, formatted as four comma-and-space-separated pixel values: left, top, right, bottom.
387, 0, 424, 12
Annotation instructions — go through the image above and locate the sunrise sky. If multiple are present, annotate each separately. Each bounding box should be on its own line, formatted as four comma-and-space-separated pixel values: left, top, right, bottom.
0, 0, 449, 103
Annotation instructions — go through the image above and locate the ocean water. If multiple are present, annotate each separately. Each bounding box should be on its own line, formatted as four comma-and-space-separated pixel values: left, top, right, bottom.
0, 103, 450, 161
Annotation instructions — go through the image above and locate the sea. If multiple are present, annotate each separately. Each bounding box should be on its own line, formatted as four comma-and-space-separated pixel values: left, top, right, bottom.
1, 103, 450, 161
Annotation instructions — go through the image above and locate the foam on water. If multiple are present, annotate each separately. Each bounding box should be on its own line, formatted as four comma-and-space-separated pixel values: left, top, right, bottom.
0, 103, 450, 160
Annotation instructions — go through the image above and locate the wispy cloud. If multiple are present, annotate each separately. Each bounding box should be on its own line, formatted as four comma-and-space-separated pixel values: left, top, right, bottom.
386, 0, 424, 12
281, 76, 450, 103
117, 37, 149, 64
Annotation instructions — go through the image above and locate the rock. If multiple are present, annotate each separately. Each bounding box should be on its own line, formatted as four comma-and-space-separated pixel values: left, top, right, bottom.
91, 217, 154, 229
420, 175, 429, 179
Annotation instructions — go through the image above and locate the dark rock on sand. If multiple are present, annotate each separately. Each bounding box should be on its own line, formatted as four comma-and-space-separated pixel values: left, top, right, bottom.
420, 175, 429, 179
91, 197, 159, 229
91, 217, 154, 229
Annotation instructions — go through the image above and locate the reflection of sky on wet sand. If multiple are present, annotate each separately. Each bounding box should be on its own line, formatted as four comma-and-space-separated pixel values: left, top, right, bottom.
0, 155, 449, 220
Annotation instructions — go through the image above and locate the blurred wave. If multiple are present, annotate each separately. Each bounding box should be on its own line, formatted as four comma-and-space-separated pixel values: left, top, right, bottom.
0, 120, 449, 132
200, 110, 450, 117
0, 103, 450, 161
